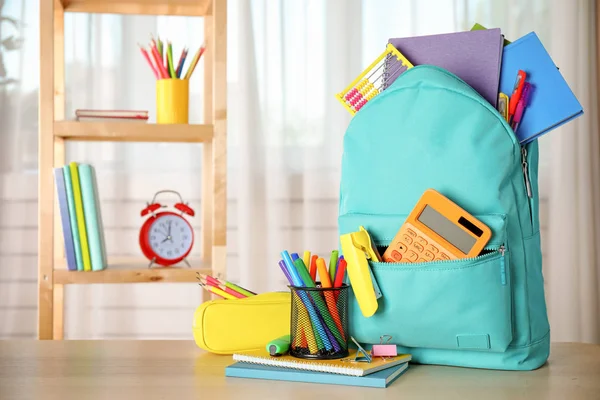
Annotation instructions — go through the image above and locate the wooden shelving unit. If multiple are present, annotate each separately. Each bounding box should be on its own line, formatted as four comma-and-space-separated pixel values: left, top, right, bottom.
38, 0, 227, 340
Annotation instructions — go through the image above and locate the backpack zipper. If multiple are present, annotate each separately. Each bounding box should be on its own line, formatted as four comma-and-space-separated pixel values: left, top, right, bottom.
371, 244, 505, 266
499, 245, 507, 285
521, 147, 533, 198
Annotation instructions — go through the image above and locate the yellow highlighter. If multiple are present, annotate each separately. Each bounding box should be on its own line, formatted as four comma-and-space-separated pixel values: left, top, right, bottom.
498, 92, 509, 122
340, 226, 382, 318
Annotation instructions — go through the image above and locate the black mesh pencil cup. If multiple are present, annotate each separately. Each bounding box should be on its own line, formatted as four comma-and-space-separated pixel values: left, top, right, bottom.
289, 284, 350, 359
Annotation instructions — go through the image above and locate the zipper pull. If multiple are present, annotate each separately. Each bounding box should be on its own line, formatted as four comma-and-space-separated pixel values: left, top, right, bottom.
499, 245, 506, 285
521, 147, 533, 198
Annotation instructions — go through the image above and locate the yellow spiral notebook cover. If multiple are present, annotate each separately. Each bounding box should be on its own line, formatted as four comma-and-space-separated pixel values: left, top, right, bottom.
232, 348, 411, 377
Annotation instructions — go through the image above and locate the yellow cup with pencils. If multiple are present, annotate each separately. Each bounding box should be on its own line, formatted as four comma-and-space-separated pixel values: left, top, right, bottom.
138, 37, 206, 124
156, 78, 189, 124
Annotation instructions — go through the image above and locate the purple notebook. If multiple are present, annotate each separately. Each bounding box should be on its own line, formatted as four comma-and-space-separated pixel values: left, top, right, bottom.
384, 29, 504, 106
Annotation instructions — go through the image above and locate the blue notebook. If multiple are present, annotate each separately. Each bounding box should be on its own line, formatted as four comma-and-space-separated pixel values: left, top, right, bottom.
499, 31, 583, 144
53, 168, 77, 271
225, 361, 409, 388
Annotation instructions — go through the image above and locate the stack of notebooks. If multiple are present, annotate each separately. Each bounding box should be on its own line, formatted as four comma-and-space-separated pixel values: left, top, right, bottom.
225, 348, 412, 388
380, 23, 583, 144
75, 109, 149, 122
54, 162, 107, 271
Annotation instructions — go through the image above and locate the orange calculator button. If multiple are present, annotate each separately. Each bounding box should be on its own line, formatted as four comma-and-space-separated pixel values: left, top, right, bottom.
406, 251, 418, 262
439, 253, 450, 260
416, 237, 428, 246
390, 250, 403, 262
402, 235, 413, 245
397, 243, 408, 253
426, 245, 438, 254
413, 243, 424, 253
406, 229, 417, 238
423, 251, 435, 261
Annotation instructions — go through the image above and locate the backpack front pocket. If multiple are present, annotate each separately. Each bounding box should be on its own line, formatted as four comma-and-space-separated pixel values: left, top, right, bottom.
348, 249, 512, 352
340, 213, 513, 353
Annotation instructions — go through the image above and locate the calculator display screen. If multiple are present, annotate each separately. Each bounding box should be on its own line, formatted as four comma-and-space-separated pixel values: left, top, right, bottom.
417, 205, 476, 254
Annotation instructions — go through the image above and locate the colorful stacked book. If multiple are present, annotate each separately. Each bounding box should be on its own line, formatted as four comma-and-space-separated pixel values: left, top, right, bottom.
54, 162, 107, 271
226, 348, 411, 388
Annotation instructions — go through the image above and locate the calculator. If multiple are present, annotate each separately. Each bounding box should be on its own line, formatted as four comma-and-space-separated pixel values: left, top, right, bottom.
382, 189, 492, 263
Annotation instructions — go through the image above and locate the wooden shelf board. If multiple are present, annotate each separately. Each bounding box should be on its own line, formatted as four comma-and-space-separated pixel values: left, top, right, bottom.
54, 121, 214, 143
60, 0, 212, 16
54, 257, 211, 284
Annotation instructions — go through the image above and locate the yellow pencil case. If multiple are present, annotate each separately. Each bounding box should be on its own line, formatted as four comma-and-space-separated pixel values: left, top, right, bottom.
192, 291, 291, 354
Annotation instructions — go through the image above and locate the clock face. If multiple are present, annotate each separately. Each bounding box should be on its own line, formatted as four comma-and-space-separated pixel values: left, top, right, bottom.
147, 214, 193, 260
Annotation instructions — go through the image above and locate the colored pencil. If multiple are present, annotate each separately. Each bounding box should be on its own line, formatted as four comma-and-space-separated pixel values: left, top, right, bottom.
216, 277, 256, 297
183, 43, 206, 79
149, 40, 170, 79
199, 281, 237, 300
167, 42, 176, 78
156, 36, 163, 61
138, 44, 159, 79
199, 277, 247, 299
175, 48, 188, 78
198, 273, 256, 297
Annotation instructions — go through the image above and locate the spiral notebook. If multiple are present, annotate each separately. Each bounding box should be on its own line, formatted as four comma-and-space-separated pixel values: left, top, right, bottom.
226, 361, 409, 388
232, 348, 411, 377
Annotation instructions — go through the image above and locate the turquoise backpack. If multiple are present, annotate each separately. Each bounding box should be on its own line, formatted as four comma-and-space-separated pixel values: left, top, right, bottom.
338, 65, 550, 370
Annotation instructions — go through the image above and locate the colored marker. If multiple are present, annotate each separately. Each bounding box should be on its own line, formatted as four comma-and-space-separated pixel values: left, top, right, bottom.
309, 255, 318, 281
329, 250, 338, 282
279, 260, 319, 353
266, 335, 291, 356
508, 70, 527, 122
294, 258, 344, 351
280, 251, 332, 351
317, 257, 332, 287
302, 251, 311, 272
512, 82, 532, 133
334, 256, 347, 288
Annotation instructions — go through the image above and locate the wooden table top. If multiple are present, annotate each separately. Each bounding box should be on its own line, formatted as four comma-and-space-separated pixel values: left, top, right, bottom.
0, 340, 599, 399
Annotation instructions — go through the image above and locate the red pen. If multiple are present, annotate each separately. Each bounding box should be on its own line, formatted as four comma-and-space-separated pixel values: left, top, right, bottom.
508, 70, 527, 123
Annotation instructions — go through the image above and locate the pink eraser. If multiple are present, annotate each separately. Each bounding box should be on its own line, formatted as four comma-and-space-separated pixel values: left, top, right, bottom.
371, 344, 397, 357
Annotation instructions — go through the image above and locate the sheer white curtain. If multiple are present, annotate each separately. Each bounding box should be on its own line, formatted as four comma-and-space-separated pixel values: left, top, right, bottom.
546, 0, 600, 344
0, 0, 598, 343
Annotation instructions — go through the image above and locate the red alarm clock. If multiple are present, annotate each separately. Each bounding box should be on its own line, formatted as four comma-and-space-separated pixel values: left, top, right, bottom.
139, 190, 195, 267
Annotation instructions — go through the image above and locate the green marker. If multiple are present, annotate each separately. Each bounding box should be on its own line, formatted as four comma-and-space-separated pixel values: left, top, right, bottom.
329, 250, 338, 282
267, 335, 291, 356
